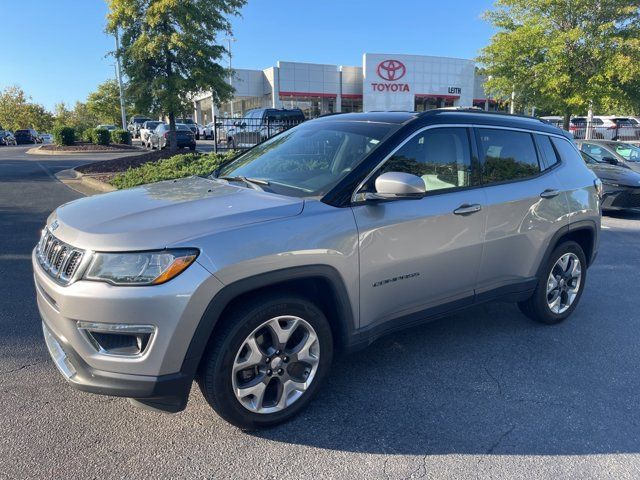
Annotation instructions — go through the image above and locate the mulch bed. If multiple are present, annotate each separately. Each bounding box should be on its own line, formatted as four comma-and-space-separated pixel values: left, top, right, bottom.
75, 148, 176, 175
40, 142, 140, 152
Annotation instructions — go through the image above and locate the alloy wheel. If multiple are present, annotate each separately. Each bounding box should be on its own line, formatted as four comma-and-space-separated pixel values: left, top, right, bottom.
546, 252, 582, 314
232, 315, 320, 414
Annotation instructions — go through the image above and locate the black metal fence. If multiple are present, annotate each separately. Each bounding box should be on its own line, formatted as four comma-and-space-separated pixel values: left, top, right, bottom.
207, 117, 305, 152
568, 121, 640, 142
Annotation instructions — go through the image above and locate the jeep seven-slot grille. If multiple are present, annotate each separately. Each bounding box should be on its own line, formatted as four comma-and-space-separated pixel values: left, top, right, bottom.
36, 229, 85, 285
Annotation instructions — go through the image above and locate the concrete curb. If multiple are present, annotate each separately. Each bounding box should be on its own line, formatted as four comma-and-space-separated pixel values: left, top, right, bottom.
55, 168, 116, 196
27, 145, 142, 156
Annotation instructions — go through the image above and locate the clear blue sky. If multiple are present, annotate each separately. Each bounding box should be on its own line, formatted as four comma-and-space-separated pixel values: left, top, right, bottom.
0, 0, 495, 111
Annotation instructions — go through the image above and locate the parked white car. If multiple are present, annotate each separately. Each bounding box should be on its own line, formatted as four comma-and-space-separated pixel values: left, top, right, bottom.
570, 116, 639, 141
140, 121, 164, 148
39, 133, 53, 143
97, 124, 117, 132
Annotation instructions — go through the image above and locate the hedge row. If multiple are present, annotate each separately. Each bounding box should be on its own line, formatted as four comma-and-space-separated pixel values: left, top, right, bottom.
110, 152, 233, 189
52, 126, 131, 146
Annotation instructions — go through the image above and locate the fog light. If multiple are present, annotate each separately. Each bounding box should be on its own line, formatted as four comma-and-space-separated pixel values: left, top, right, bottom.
77, 322, 155, 356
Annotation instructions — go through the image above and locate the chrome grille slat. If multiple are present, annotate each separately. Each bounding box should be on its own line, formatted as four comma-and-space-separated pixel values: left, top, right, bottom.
36, 228, 86, 285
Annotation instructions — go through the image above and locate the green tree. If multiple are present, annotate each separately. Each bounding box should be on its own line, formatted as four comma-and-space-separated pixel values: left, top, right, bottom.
478, 1, 640, 127
86, 79, 130, 126
106, 0, 246, 151
0, 86, 54, 132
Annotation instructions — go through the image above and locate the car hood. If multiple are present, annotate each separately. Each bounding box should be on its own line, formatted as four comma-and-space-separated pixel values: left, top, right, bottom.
588, 164, 640, 187
48, 176, 304, 251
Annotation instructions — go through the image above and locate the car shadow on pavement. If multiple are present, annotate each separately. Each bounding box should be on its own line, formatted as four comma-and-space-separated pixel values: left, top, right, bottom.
249, 286, 640, 456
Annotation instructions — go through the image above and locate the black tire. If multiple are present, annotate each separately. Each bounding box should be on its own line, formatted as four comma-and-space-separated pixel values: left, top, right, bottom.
189, 145, 196, 151
518, 240, 587, 324
197, 294, 333, 430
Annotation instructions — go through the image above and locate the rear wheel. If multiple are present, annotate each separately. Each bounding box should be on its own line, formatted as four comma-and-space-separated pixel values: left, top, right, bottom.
198, 294, 333, 429
518, 241, 587, 324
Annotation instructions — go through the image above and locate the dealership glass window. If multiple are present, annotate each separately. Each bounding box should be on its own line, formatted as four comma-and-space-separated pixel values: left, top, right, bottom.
341, 97, 363, 113
280, 96, 335, 118
218, 95, 272, 118
414, 96, 455, 112
371, 127, 475, 192
477, 129, 540, 183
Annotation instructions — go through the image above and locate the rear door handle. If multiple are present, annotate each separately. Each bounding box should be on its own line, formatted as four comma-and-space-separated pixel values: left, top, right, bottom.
453, 203, 482, 215
540, 189, 560, 199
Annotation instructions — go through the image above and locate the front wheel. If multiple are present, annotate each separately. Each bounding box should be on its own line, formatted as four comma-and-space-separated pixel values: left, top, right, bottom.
518, 241, 587, 324
198, 294, 333, 429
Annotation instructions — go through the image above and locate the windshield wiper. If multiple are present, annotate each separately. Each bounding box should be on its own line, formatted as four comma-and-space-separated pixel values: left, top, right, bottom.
218, 175, 270, 190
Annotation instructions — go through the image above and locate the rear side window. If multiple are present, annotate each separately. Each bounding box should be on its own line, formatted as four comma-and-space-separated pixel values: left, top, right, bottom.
376, 127, 476, 192
536, 135, 559, 169
552, 137, 585, 165
477, 129, 540, 183
578, 142, 607, 162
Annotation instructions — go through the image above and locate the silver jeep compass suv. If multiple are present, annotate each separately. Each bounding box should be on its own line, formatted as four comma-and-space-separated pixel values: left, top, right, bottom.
33, 110, 601, 429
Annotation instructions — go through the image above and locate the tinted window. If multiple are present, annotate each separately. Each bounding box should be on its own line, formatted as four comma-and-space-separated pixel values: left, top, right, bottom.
536, 135, 559, 169
478, 129, 540, 183
551, 137, 585, 166
375, 127, 475, 192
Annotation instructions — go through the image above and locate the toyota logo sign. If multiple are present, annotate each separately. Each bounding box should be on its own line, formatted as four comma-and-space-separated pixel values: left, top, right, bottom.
376, 60, 407, 81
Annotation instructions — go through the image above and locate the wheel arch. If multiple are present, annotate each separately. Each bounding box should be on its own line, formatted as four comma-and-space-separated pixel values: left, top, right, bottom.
180, 265, 355, 383
537, 220, 599, 279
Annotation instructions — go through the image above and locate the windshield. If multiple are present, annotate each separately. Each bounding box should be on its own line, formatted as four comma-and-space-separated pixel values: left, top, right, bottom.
614, 143, 640, 162
216, 120, 398, 197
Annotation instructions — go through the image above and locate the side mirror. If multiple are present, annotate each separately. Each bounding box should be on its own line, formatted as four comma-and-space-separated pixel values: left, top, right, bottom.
363, 172, 426, 201
602, 156, 619, 165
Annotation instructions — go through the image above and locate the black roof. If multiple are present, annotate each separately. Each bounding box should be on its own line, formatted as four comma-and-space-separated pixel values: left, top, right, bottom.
310, 109, 570, 136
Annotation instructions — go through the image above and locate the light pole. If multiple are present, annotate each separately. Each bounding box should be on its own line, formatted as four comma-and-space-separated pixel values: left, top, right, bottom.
226, 35, 236, 117
114, 27, 127, 129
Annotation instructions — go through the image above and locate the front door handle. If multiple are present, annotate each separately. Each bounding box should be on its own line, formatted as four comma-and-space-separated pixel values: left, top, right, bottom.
540, 189, 560, 199
453, 203, 482, 215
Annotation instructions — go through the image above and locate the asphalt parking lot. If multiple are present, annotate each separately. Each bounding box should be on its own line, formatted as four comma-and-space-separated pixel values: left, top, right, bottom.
2, 144, 640, 479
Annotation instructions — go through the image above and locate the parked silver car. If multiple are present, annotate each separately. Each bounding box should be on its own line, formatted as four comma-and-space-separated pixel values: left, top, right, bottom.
33, 110, 601, 429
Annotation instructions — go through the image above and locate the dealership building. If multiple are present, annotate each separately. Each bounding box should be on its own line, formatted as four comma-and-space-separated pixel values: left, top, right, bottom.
193, 52, 495, 124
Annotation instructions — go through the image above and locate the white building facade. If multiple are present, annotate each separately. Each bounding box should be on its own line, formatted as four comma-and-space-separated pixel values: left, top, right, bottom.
193, 52, 494, 124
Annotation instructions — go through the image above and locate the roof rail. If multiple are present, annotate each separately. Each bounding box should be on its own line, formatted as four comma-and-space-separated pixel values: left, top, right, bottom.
418, 107, 547, 123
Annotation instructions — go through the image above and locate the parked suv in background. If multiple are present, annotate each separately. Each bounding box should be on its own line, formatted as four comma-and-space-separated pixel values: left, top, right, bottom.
0, 129, 16, 146
127, 116, 152, 138
14, 128, 40, 144
140, 120, 164, 148
34, 110, 600, 429
230, 108, 305, 148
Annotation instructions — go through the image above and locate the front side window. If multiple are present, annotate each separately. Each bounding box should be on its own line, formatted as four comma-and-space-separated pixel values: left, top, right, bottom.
370, 127, 475, 193
217, 121, 398, 197
478, 129, 540, 183
579, 143, 607, 162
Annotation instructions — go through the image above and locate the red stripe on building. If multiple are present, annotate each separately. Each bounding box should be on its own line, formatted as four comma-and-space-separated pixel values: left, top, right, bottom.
279, 91, 337, 98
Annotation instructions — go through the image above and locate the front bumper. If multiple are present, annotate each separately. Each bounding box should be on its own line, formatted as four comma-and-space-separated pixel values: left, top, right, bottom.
33, 248, 224, 411
601, 186, 640, 210
41, 321, 191, 411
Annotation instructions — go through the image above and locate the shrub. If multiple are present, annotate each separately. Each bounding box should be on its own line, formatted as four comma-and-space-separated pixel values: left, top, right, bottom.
83, 129, 97, 144
94, 128, 111, 146
111, 129, 131, 145
110, 152, 233, 189
53, 126, 75, 146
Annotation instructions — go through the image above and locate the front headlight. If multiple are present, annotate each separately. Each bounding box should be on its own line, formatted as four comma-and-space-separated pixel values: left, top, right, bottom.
83, 249, 198, 286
